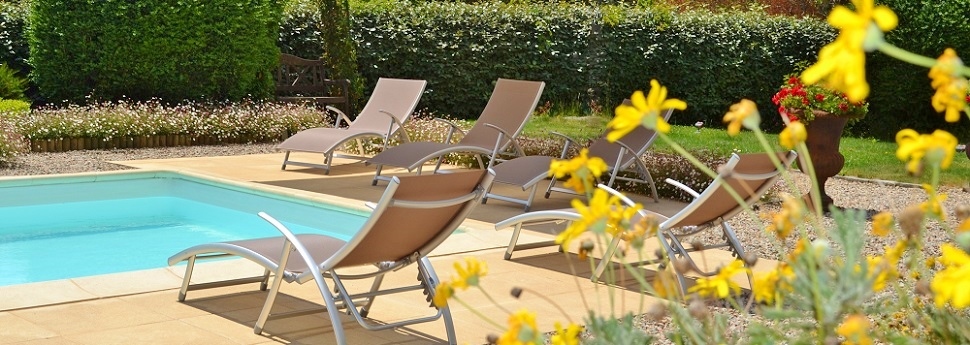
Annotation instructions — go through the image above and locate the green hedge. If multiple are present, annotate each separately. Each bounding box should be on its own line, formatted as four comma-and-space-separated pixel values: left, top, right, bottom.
26, 0, 282, 104
859, 0, 970, 141
277, 2, 832, 132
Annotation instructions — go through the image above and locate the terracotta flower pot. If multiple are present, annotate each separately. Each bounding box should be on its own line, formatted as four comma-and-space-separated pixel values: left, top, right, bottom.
783, 109, 861, 212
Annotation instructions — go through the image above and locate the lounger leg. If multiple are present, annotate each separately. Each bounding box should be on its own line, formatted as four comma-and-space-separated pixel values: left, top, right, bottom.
254, 266, 286, 334
591, 236, 622, 281
372, 165, 383, 186
178, 256, 197, 302
505, 224, 524, 260
420, 257, 458, 345
281, 151, 291, 170
259, 269, 271, 291
358, 273, 386, 318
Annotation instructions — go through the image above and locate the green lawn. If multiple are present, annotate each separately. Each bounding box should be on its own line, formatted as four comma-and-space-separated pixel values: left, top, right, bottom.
521, 115, 970, 187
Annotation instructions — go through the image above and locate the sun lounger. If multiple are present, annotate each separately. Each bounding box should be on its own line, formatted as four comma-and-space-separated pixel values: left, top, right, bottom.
277, 77, 427, 174
484, 107, 672, 211
494, 151, 796, 295
366, 78, 545, 185
168, 169, 495, 345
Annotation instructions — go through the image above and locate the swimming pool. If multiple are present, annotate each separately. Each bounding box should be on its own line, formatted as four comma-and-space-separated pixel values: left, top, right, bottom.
0, 170, 369, 286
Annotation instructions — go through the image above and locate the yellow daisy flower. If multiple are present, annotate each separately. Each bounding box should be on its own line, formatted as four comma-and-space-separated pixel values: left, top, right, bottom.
687, 259, 747, 299
801, 0, 898, 102
779, 120, 807, 149
549, 148, 608, 194
723, 99, 761, 136
932, 244, 970, 309
451, 257, 487, 290
497, 309, 542, 345
555, 189, 619, 248
767, 193, 806, 240
919, 184, 948, 220
836, 314, 874, 345
549, 322, 582, 345
870, 211, 894, 237
432, 281, 453, 308
928, 48, 969, 123
895, 128, 958, 175
607, 80, 686, 142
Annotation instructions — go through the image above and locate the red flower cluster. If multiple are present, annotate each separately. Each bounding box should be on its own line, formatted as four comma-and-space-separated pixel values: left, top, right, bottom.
772, 74, 868, 123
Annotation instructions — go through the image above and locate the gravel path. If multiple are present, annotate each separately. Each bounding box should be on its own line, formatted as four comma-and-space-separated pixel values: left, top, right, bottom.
3, 144, 967, 342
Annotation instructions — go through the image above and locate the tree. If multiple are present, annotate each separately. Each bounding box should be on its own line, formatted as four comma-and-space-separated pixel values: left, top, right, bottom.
316, 0, 364, 114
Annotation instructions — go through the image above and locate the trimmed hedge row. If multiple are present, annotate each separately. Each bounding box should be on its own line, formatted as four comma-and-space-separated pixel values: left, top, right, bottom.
281, 2, 833, 133
26, 0, 281, 104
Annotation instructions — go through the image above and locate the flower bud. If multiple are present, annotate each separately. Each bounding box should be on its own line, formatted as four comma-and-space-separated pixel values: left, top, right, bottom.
898, 204, 925, 239
510, 287, 523, 299
646, 303, 667, 321
673, 257, 692, 274
486, 333, 499, 344
956, 204, 970, 220
687, 297, 709, 319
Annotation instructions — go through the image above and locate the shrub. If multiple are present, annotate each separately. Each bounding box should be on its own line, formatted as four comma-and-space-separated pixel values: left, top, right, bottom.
0, 63, 27, 100
26, 0, 282, 104
0, 98, 30, 115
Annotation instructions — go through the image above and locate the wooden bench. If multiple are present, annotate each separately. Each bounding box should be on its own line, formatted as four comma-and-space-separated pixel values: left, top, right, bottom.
274, 53, 352, 114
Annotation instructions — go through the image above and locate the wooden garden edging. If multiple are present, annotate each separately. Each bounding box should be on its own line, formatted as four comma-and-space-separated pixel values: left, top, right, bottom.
29, 134, 286, 153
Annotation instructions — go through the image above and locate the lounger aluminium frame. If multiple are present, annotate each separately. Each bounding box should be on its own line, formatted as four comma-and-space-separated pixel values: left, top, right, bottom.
168, 169, 495, 345
494, 151, 796, 295
366, 78, 545, 185
484, 107, 672, 211
277, 77, 427, 174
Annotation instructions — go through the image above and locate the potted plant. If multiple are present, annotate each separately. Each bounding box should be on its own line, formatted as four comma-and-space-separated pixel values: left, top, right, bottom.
771, 71, 869, 211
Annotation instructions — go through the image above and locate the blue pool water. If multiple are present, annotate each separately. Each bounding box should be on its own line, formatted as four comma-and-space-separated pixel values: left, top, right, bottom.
0, 171, 369, 286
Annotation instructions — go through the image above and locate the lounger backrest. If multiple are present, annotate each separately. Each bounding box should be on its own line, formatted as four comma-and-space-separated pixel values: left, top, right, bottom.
329, 170, 494, 268
457, 79, 545, 151
587, 107, 672, 169
662, 151, 797, 229
347, 78, 427, 133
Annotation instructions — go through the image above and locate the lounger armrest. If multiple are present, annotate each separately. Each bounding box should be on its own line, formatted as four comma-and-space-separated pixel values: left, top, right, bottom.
327, 106, 353, 128
483, 123, 525, 156
494, 210, 582, 230
548, 131, 580, 158
434, 117, 466, 144
664, 178, 700, 199
375, 109, 410, 143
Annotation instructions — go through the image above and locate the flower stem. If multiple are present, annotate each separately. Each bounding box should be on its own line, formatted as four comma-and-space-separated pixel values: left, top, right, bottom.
454, 296, 505, 330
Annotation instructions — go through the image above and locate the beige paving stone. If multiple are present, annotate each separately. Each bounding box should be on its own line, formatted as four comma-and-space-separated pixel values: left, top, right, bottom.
0, 312, 58, 344
6, 337, 80, 345
10, 299, 172, 336
64, 320, 238, 345
70, 267, 182, 298
0, 280, 97, 311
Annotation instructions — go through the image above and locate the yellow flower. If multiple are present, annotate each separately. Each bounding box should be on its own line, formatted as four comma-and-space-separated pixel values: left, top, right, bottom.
607, 80, 686, 142
836, 314, 873, 345
497, 309, 542, 345
932, 244, 970, 308
620, 213, 660, 249
432, 281, 453, 308
687, 259, 747, 299
779, 120, 807, 149
722, 99, 761, 136
652, 269, 680, 300
767, 194, 805, 240
958, 218, 970, 233
919, 184, 948, 220
895, 129, 958, 175
549, 322, 582, 345
549, 148, 608, 194
555, 189, 618, 248
451, 257, 487, 290
753, 263, 795, 305
870, 211, 894, 237
928, 48, 969, 123
801, 0, 898, 102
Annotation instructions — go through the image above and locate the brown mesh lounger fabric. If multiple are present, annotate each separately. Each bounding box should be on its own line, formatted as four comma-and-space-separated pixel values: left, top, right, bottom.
168, 169, 495, 345
366, 78, 545, 185
277, 77, 427, 174
494, 151, 797, 295
484, 107, 672, 211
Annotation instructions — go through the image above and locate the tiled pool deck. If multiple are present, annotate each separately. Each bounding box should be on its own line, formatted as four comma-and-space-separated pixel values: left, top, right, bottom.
0, 152, 775, 344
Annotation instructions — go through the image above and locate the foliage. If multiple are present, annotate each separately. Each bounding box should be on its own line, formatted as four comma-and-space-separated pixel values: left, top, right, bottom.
0, 1, 28, 84
0, 98, 29, 114
772, 72, 868, 123
314, 0, 365, 112
860, 0, 970, 141
0, 63, 27, 100
26, 0, 281, 104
